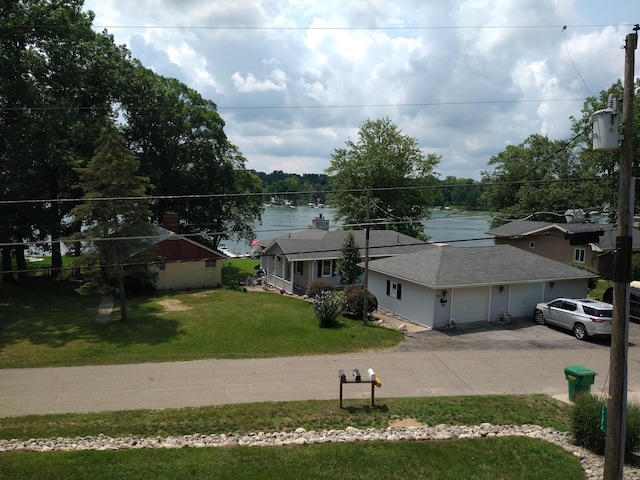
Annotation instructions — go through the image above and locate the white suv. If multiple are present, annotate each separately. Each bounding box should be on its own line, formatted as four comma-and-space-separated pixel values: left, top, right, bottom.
534, 298, 612, 340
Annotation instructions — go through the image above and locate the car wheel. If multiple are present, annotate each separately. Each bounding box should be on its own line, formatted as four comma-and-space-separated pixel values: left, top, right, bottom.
534, 310, 545, 325
573, 323, 588, 340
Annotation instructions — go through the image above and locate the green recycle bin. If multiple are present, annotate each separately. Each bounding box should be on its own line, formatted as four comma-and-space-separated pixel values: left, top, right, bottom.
564, 365, 597, 401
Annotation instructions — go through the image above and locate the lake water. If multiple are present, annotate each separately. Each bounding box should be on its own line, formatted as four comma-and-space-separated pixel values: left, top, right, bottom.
222, 206, 493, 256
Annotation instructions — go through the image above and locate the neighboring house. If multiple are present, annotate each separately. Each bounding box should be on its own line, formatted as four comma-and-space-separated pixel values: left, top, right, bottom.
148, 213, 226, 290
258, 216, 430, 294
366, 244, 596, 329
486, 219, 640, 279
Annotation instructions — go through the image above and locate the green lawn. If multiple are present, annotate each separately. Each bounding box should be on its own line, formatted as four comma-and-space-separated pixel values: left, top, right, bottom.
0, 278, 402, 368
0, 271, 589, 479
0, 395, 583, 480
589, 278, 612, 302
0, 437, 584, 480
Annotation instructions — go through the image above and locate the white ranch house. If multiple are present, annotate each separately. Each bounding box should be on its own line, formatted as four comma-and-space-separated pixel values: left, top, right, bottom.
366, 244, 597, 329
258, 224, 430, 295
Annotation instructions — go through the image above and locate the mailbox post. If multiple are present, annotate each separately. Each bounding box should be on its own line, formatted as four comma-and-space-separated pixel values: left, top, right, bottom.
338, 367, 381, 408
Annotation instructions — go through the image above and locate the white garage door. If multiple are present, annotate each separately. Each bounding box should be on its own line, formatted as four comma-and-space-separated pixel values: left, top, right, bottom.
451, 287, 490, 324
510, 283, 544, 317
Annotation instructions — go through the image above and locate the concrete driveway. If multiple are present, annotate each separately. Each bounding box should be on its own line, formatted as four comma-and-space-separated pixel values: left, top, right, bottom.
1, 317, 639, 417
399, 315, 634, 351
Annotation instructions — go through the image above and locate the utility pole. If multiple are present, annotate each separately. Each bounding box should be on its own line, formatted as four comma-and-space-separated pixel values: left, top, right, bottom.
363, 196, 370, 324
604, 26, 637, 480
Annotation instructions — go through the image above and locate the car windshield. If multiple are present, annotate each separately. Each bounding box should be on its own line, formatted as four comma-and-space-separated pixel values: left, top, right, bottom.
582, 305, 612, 318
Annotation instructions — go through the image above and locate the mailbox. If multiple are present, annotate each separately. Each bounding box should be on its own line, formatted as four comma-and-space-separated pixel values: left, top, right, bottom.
368, 368, 381, 387
338, 367, 381, 408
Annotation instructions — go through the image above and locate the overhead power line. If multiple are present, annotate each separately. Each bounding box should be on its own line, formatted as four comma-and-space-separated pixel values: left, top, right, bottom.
29, 23, 633, 31
0, 177, 608, 206
0, 97, 587, 112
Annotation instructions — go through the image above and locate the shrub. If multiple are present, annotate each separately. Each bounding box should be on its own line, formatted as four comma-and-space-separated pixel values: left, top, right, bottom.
571, 393, 640, 458
311, 291, 342, 328
342, 284, 378, 317
571, 393, 606, 454
306, 280, 334, 299
626, 401, 640, 455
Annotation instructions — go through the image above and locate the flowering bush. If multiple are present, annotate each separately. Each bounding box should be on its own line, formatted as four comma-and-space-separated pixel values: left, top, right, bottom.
311, 290, 342, 328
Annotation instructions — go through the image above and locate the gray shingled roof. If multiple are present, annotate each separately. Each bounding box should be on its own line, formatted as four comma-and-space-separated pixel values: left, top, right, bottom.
486, 219, 640, 252
366, 244, 595, 288
485, 219, 613, 237
261, 229, 431, 261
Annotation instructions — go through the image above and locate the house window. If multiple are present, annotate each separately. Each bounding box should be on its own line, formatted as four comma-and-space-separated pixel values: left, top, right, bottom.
386, 280, 402, 300
318, 260, 334, 278
295, 262, 303, 275
529, 241, 535, 249
205, 259, 217, 269
574, 248, 586, 263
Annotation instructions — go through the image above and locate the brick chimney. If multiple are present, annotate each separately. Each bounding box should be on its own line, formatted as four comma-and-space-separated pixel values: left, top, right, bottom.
312, 213, 330, 231
162, 211, 179, 233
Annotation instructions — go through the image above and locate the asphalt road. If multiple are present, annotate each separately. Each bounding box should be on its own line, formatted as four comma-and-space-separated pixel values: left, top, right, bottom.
1, 318, 639, 417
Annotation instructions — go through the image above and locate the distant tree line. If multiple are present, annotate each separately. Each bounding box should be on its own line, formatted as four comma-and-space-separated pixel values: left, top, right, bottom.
250, 170, 330, 205
254, 169, 488, 212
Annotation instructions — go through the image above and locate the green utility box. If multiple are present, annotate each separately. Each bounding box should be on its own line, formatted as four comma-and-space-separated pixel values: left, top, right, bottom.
564, 365, 597, 401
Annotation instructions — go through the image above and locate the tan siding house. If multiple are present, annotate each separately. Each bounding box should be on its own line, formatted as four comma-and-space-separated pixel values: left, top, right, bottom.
486, 220, 640, 279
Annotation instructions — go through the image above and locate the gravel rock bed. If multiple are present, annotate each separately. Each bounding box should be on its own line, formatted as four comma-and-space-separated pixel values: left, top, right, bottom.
2, 423, 639, 479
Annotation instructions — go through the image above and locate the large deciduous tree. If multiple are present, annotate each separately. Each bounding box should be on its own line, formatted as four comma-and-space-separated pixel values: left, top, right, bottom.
568, 79, 640, 217
120, 64, 263, 248
69, 124, 156, 322
481, 80, 640, 228
0, 0, 131, 281
480, 134, 610, 228
326, 117, 439, 239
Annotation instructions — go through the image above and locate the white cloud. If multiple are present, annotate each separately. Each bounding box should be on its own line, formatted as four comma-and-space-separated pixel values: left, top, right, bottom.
83, 0, 639, 178
231, 69, 288, 93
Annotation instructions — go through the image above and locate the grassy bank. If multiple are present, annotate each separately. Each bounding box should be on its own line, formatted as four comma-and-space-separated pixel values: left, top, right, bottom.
0, 395, 571, 440
0, 395, 582, 480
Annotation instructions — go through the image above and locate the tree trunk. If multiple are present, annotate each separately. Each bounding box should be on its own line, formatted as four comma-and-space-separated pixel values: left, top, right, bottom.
51, 240, 62, 279
1, 246, 16, 283
49, 195, 62, 279
117, 264, 128, 323
14, 245, 28, 283
72, 241, 81, 279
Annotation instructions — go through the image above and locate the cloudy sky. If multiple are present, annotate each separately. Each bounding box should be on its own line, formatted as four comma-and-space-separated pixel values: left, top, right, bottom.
82, 0, 638, 179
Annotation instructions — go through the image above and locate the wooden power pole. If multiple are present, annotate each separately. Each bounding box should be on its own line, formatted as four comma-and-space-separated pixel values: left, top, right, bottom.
363, 196, 370, 324
604, 27, 637, 480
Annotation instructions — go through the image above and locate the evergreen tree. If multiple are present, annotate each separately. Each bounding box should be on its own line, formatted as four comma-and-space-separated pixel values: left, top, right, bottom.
69, 123, 156, 322
336, 231, 363, 286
